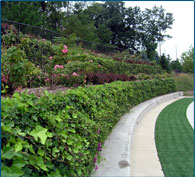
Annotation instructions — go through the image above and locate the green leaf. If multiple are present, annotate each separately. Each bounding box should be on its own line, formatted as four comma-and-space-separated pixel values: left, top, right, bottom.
38, 148, 45, 156
13, 92, 20, 99
29, 145, 35, 154
2, 146, 15, 160
58, 130, 67, 139
77, 143, 83, 149
66, 153, 72, 161
36, 157, 48, 171
2, 124, 13, 133
48, 169, 61, 177
73, 147, 79, 153
55, 115, 62, 122
67, 139, 73, 145
1, 166, 24, 177
52, 147, 60, 154
29, 126, 48, 145
12, 157, 25, 168
1, 166, 12, 177
15, 142, 23, 152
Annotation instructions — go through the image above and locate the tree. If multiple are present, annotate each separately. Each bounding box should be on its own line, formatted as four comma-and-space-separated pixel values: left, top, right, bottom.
170, 59, 182, 72
1, 1, 68, 30
2, 1, 45, 27
180, 47, 194, 73
139, 6, 174, 60
160, 54, 171, 73
82, 2, 174, 57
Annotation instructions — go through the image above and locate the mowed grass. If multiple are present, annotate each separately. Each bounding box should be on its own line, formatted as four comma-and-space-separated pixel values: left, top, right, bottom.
155, 98, 194, 177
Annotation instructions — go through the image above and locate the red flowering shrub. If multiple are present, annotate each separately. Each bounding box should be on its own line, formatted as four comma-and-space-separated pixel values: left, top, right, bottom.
86, 73, 136, 84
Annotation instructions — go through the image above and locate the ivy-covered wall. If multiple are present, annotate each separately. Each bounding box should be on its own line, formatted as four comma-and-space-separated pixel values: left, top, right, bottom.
1, 79, 176, 176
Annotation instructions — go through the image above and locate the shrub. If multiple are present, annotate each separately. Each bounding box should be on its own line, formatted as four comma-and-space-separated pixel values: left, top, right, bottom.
1, 23, 19, 47
18, 36, 55, 70
1, 79, 176, 176
65, 54, 163, 75
1, 46, 41, 94
86, 73, 136, 84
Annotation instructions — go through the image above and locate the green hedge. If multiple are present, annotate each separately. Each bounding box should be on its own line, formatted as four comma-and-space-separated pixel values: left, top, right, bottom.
65, 54, 163, 75
1, 79, 176, 176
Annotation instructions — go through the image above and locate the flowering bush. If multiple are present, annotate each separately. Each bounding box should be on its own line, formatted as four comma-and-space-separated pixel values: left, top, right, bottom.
45, 44, 69, 89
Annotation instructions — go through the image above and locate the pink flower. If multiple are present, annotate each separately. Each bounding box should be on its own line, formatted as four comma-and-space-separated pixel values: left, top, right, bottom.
1, 75, 8, 83
98, 64, 101, 67
62, 49, 68, 54
98, 142, 101, 151
54, 65, 64, 70
64, 45, 68, 49
93, 157, 97, 164
72, 72, 79, 76
42, 39, 46, 41
45, 78, 50, 82
37, 76, 41, 79
97, 129, 100, 134
84, 80, 87, 83
95, 165, 98, 170
49, 56, 53, 59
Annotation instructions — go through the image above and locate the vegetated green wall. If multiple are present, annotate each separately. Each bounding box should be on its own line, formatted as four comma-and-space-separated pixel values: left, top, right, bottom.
1, 79, 176, 177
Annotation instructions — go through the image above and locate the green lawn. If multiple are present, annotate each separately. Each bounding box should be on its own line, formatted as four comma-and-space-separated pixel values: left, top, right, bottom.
155, 98, 194, 177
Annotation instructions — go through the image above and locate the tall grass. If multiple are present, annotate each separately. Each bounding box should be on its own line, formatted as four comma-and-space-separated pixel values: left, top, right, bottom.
171, 72, 194, 91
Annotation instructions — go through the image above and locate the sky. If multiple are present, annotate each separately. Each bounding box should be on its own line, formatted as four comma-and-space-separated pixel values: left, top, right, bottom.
124, 1, 194, 61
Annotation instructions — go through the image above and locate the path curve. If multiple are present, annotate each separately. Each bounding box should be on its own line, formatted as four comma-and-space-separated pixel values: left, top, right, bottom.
186, 101, 194, 129
91, 92, 183, 176
130, 97, 184, 176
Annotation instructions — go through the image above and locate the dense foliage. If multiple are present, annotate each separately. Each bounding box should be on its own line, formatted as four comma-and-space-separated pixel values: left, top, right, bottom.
2, 1, 174, 60
180, 47, 194, 73
1, 79, 176, 176
1, 29, 165, 95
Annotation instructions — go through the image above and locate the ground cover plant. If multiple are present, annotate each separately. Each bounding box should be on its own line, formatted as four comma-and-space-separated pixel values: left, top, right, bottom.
1, 79, 176, 177
155, 98, 194, 177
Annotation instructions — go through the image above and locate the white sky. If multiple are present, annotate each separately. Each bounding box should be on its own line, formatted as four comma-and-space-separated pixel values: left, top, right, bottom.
124, 1, 194, 60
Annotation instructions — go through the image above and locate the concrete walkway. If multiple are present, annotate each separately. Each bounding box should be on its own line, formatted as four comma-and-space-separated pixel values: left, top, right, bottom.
186, 101, 194, 129
130, 97, 182, 176
91, 92, 183, 176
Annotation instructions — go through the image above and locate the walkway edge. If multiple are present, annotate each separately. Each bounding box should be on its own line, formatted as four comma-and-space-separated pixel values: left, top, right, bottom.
92, 92, 183, 176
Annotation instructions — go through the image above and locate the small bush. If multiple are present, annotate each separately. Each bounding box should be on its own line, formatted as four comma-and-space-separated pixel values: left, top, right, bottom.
1, 79, 176, 176
18, 36, 55, 70
1, 46, 41, 94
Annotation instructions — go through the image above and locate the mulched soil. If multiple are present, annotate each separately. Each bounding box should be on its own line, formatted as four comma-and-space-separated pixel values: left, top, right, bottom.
14, 85, 74, 97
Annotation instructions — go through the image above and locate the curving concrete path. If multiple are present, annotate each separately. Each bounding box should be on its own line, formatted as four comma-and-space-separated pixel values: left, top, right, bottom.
186, 101, 194, 129
130, 97, 183, 176
91, 92, 183, 176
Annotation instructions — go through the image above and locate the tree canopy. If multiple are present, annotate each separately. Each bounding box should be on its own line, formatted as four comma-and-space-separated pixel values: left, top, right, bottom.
2, 1, 174, 60
180, 47, 194, 73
